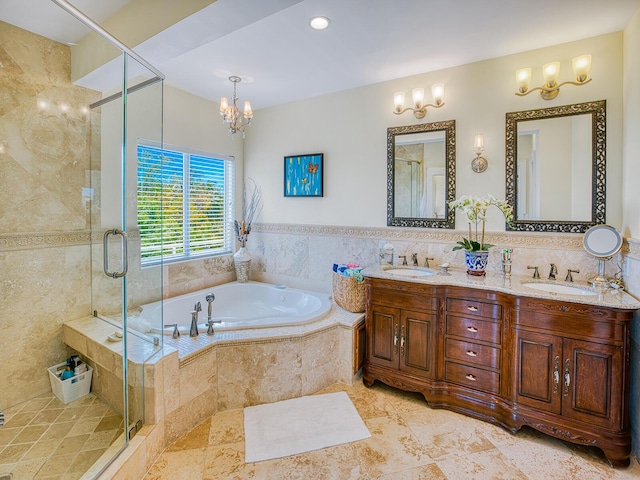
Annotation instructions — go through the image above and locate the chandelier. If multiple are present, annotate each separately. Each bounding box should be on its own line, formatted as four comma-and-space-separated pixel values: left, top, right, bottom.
219, 75, 253, 138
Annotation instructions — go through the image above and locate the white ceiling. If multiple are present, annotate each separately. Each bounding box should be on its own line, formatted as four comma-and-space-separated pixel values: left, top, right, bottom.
2, 0, 638, 109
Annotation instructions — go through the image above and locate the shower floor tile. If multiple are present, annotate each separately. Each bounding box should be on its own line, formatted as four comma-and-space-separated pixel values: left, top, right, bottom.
0, 392, 123, 480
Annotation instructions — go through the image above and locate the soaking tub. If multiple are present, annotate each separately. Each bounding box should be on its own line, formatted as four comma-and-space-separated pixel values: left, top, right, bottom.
143, 281, 332, 335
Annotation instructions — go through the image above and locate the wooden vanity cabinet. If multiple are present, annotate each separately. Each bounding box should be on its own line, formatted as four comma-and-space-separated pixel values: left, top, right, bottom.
513, 297, 632, 467
364, 278, 440, 390
363, 276, 637, 468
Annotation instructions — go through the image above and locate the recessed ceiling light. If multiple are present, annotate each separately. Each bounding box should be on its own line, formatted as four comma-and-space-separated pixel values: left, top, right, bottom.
309, 16, 330, 30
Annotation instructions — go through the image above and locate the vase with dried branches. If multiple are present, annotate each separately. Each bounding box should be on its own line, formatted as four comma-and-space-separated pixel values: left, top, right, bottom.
233, 179, 263, 282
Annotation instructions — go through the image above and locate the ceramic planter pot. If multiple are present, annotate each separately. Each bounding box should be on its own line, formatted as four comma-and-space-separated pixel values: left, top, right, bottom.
465, 250, 489, 276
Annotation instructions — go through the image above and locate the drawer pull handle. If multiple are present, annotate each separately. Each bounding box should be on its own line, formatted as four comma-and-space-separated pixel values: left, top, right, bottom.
393, 324, 399, 353
466, 326, 478, 333
465, 374, 477, 381
467, 306, 478, 312
466, 350, 477, 357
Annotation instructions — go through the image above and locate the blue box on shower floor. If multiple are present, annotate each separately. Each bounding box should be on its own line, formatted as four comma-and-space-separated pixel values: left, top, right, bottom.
47, 362, 93, 404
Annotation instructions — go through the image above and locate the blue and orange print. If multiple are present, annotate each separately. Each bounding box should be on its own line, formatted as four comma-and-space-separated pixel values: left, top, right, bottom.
285, 153, 323, 196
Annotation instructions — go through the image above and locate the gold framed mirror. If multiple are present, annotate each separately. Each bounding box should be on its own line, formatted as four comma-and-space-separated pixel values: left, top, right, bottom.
505, 100, 606, 232
387, 120, 456, 228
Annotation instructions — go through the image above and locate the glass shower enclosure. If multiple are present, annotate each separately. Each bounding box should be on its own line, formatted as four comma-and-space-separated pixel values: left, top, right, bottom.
54, 0, 165, 476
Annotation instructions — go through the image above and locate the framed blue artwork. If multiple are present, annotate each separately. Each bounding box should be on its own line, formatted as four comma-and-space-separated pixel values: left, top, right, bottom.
284, 153, 324, 197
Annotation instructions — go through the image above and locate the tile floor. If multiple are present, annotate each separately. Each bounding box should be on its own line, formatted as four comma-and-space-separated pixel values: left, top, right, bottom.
145, 380, 640, 480
0, 392, 124, 480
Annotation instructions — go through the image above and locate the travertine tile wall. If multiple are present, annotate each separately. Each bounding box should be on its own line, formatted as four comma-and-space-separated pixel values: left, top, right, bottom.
624, 239, 640, 460
0, 22, 99, 408
248, 223, 621, 294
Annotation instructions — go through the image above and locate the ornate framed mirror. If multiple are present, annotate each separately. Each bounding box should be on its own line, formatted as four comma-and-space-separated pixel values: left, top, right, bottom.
505, 100, 606, 232
387, 120, 456, 228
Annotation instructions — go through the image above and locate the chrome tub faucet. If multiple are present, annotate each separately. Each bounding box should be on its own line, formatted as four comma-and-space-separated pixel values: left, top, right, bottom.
190, 301, 202, 337
205, 293, 215, 322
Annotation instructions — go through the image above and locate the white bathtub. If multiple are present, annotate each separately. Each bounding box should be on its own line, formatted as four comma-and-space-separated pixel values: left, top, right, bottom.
142, 281, 332, 335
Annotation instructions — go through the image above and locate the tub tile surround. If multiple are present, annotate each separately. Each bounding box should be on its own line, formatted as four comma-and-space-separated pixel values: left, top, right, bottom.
63, 301, 363, 479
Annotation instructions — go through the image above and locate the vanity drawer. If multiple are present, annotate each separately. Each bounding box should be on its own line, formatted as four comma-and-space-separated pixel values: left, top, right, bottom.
447, 298, 502, 321
446, 315, 501, 344
444, 361, 500, 394
445, 338, 500, 369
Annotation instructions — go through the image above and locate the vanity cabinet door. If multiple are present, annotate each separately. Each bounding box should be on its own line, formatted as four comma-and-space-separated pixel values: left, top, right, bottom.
515, 331, 624, 429
514, 329, 563, 414
562, 338, 624, 429
367, 304, 400, 370
399, 310, 437, 379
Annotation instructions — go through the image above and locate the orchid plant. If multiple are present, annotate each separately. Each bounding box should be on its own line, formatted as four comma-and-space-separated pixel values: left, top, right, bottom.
233, 178, 263, 248
449, 194, 513, 252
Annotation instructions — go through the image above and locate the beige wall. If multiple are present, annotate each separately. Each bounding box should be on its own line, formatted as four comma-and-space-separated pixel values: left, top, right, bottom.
245, 33, 624, 233
623, 7, 640, 239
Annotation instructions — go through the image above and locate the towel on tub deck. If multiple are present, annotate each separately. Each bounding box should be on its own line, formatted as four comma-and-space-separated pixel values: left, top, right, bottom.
243, 391, 371, 463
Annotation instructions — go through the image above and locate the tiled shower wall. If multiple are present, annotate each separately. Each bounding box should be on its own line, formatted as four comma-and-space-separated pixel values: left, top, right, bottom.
0, 22, 98, 408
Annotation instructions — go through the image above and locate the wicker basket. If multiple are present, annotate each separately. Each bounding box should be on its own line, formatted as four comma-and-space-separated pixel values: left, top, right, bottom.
332, 272, 366, 313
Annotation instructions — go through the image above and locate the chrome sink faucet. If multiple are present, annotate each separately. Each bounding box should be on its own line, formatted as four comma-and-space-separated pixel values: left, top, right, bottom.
424, 257, 434, 268
527, 266, 540, 279
411, 253, 418, 266
398, 255, 408, 266
565, 269, 580, 282
548, 263, 558, 280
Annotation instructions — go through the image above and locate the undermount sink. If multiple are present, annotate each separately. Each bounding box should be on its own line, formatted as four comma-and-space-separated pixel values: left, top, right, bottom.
383, 267, 436, 277
521, 282, 598, 296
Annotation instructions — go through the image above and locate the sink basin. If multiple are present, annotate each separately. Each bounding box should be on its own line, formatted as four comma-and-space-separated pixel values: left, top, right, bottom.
383, 267, 435, 277
521, 282, 598, 296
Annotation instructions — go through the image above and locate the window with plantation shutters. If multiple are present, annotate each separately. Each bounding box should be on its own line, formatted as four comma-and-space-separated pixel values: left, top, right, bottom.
137, 143, 235, 266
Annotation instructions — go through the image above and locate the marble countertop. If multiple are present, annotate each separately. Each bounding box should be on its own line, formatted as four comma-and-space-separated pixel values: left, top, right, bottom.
362, 265, 640, 310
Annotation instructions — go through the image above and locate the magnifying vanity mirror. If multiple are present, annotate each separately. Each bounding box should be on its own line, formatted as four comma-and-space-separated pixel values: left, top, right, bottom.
387, 120, 456, 228
505, 100, 606, 232
583, 224, 622, 287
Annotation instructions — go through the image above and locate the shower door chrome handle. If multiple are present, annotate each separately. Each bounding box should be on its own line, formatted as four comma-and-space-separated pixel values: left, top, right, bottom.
103, 228, 128, 278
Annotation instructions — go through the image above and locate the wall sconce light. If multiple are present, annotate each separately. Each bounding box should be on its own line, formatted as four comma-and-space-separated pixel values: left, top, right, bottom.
471, 133, 488, 173
393, 83, 445, 118
515, 54, 592, 100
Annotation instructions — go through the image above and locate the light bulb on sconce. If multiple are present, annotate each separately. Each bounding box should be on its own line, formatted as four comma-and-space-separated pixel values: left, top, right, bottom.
471, 133, 488, 173
393, 83, 445, 118
515, 54, 592, 100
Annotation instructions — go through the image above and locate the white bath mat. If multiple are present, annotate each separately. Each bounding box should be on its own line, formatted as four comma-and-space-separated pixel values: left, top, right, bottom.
243, 391, 370, 463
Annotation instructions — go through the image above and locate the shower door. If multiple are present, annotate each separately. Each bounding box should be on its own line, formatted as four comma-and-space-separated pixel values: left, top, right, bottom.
88, 53, 164, 446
